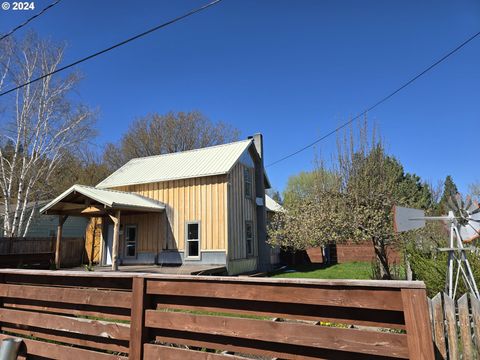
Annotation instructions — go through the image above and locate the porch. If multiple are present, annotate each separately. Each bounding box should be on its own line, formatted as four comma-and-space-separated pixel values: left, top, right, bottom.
40, 184, 166, 270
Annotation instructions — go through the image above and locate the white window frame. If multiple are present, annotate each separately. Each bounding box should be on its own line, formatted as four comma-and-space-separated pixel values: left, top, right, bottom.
124, 224, 137, 258
185, 221, 201, 260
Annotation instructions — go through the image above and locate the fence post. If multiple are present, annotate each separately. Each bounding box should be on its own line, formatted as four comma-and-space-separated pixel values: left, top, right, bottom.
129, 276, 150, 360
401, 288, 435, 360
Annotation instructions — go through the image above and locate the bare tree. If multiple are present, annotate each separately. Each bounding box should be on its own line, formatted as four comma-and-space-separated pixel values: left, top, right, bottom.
48, 148, 110, 196
469, 181, 480, 198
0, 33, 95, 237
103, 111, 239, 170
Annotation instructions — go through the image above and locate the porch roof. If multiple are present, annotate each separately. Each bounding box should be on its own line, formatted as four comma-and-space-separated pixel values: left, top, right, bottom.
40, 184, 165, 217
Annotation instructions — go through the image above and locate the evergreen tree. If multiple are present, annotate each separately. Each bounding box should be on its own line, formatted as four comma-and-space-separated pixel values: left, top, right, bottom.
439, 175, 459, 214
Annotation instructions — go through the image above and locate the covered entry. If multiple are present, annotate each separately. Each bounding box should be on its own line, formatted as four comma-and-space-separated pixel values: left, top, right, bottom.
40, 184, 165, 270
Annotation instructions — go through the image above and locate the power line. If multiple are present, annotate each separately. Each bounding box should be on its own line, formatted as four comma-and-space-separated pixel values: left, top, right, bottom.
267, 30, 480, 168
0, 0, 62, 42
0, 0, 222, 98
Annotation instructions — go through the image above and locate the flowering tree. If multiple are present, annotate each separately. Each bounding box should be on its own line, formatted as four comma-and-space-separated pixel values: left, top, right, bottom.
269, 122, 433, 279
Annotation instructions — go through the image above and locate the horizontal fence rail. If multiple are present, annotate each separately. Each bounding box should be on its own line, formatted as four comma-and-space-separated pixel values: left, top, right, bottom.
0, 270, 133, 359
0, 269, 434, 359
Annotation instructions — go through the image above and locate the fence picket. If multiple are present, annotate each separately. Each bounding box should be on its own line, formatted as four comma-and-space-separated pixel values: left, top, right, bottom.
458, 294, 474, 360
470, 294, 480, 357
431, 293, 447, 359
443, 293, 459, 360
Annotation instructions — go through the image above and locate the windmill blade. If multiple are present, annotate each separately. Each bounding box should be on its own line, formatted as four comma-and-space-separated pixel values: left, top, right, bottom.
465, 195, 473, 212
470, 200, 480, 215
456, 193, 464, 212
467, 198, 478, 213
448, 196, 460, 213
459, 222, 480, 243
459, 211, 480, 242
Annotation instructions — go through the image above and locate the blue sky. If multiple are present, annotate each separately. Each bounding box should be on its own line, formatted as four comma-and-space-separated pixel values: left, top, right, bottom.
1, 0, 479, 194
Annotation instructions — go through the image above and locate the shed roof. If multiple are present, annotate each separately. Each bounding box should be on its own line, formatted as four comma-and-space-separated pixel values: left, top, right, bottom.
96, 139, 256, 189
265, 195, 284, 213
40, 184, 165, 215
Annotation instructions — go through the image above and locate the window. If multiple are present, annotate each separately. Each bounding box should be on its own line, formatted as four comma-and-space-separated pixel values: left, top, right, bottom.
186, 222, 200, 259
246, 221, 254, 256
244, 167, 252, 198
125, 225, 137, 257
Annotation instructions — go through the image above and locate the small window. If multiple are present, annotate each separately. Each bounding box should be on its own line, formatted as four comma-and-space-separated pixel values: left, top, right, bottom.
186, 222, 200, 259
244, 167, 252, 198
125, 225, 137, 257
246, 221, 254, 256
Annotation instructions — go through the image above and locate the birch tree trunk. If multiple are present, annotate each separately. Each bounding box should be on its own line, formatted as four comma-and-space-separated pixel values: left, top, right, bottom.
0, 33, 94, 237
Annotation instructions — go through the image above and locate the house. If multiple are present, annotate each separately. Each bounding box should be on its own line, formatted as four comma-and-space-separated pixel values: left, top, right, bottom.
40, 134, 275, 275
0, 202, 87, 238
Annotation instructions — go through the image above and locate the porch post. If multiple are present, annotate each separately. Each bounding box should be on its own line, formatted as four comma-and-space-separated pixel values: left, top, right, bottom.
110, 210, 121, 271
55, 215, 68, 269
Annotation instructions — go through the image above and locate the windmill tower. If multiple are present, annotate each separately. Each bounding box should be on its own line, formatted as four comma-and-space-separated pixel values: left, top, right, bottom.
393, 194, 480, 299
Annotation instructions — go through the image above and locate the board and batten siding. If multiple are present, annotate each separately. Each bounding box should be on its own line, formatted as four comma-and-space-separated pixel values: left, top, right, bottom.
112, 175, 228, 253
227, 160, 257, 261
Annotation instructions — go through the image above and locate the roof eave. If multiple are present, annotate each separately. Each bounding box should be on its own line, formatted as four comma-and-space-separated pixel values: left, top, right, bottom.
40, 185, 113, 214
111, 202, 165, 212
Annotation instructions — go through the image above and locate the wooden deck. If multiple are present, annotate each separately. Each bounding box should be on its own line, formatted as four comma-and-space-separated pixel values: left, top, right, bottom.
71, 264, 227, 275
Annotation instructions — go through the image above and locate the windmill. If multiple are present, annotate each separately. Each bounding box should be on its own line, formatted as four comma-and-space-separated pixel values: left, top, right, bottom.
393, 194, 480, 299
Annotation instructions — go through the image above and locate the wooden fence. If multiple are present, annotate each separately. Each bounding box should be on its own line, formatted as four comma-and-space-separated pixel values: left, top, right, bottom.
429, 292, 480, 359
0, 269, 434, 359
0, 237, 85, 268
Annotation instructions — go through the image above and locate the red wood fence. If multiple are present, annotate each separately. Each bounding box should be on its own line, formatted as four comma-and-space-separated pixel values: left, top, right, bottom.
0, 269, 434, 359
0, 237, 85, 268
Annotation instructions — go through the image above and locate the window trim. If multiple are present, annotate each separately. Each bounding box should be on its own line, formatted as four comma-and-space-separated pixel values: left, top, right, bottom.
244, 167, 253, 199
245, 220, 254, 257
124, 224, 138, 258
185, 221, 201, 260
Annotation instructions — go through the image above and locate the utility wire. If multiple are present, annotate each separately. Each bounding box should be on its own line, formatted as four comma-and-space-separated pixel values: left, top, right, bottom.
267, 30, 480, 168
0, 0, 222, 97
0, 0, 62, 42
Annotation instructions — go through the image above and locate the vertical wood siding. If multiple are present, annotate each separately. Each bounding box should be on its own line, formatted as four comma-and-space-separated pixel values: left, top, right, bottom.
114, 175, 227, 253
227, 162, 257, 261
85, 217, 102, 263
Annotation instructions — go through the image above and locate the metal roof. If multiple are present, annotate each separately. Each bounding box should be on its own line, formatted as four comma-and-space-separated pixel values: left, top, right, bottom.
40, 185, 165, 214
265, 195, 284, 213
96, 139, 254, 189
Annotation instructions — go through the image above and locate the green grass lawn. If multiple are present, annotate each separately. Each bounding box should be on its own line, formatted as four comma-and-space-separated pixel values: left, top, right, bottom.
269, 262, 373, 280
